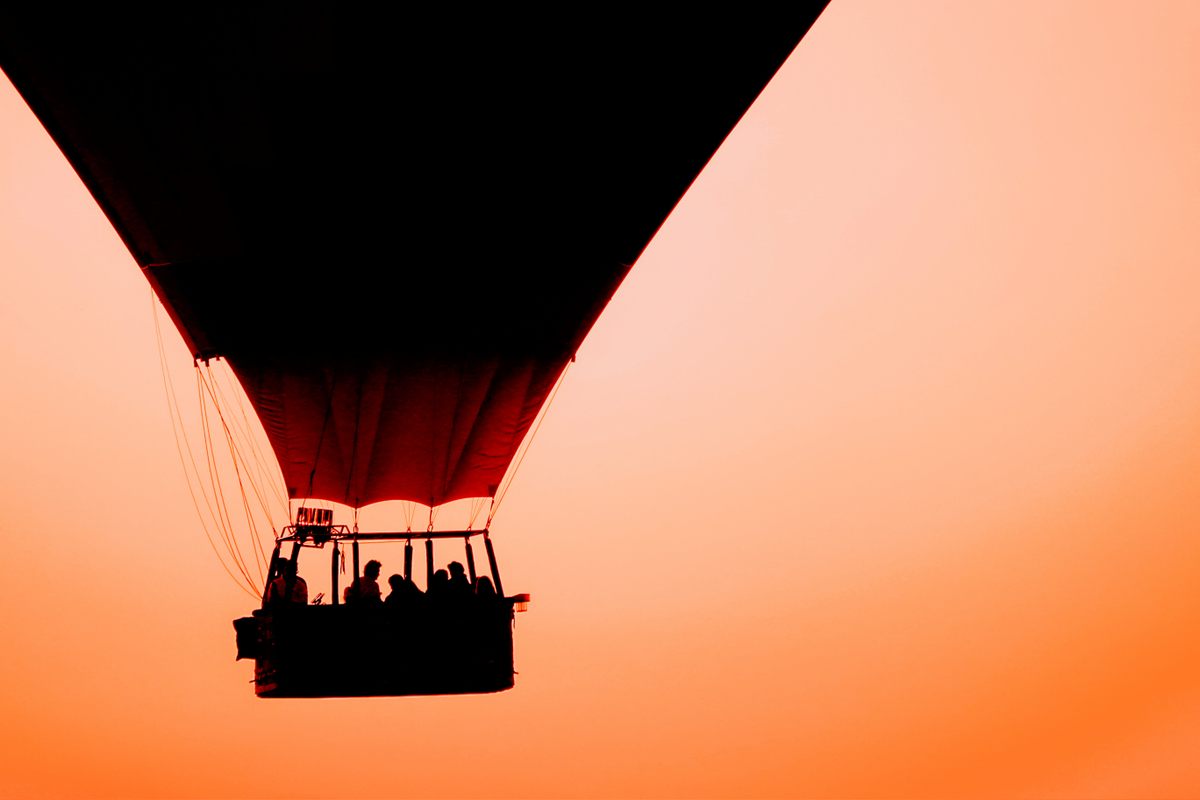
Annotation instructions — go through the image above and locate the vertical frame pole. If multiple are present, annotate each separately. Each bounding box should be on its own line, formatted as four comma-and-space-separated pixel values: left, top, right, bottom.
484, 532, 503, 597
352, 539, 361, 580
465, 538, 477, 585
331, 540, 340, 605
404, 540, 413, 582
425, 538, 435, 591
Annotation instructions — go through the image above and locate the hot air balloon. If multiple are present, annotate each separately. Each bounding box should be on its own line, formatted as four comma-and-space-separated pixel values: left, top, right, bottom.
0, 3, 829, 696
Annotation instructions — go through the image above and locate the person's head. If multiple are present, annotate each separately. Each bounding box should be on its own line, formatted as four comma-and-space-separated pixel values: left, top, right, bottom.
448, 561, 466, 578
388, 573, 404, 592
365, 559, 382, 579
476, 575, 496, 597
278, 558, 296, 576
433, 569, 449, 586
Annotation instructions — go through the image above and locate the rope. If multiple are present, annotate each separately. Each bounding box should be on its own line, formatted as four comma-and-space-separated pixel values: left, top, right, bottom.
487, 361, 571, 527
467, 497, 488, 530
210, 362, 288, 516
201, 366, 269, 583
198, 369, 258, 589
200, 365, 284, 537
152, 293, 258, 599
209, 367, 277, 516
217, 362, 285, 508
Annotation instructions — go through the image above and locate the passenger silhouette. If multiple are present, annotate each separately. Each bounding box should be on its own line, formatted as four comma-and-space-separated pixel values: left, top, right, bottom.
385, 573, 422, 607
384, 573, 403, 605
447, 561, 472, 598
475, 575, 497, 601
429, 568, 450, 598
266, 558, 308, 607
344, 559, 383, 604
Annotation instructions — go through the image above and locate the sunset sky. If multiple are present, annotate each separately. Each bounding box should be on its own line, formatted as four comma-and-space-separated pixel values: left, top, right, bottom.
4, 2, 1200, 797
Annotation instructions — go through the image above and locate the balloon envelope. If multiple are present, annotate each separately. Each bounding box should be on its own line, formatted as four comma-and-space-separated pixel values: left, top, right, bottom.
0, 5, 828, 505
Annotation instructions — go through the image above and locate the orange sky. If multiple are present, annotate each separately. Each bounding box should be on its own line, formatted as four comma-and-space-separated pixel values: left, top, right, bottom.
4, 2, 1200, 797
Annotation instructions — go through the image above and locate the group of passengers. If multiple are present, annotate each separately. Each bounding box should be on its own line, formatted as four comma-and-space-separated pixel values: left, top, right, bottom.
344, 558, 498, 607
265, 556, 498, 609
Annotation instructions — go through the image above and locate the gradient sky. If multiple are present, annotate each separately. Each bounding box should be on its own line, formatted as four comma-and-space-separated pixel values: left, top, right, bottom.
4, 2, 1200, 797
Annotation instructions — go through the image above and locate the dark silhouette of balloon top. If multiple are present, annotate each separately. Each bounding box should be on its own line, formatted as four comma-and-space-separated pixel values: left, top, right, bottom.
0, 4, 829, 506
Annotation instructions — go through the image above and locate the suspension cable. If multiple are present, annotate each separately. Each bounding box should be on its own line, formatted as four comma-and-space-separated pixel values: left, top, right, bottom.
209, 362, 288, 515
201, 366, 269, 582
197, 368, 258, 589
152, 293, 258, 598
467, 496, 488, 529
487, 361, 571, 527
200, 364, 285, 535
